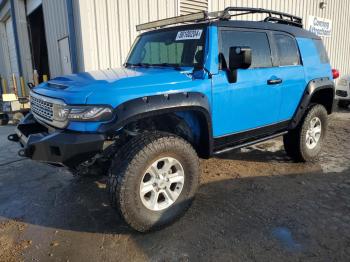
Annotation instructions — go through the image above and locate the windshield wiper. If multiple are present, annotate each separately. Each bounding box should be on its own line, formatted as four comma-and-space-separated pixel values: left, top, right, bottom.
153, 63, 182, 70
125, 62, 151, 68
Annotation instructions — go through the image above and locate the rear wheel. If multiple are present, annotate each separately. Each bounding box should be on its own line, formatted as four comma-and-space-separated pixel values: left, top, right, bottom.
284, 104, 328, 162
107, 131, 199, 232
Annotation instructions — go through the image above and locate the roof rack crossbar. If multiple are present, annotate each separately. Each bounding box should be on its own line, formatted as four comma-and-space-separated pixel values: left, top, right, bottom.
135, 7, 303, 31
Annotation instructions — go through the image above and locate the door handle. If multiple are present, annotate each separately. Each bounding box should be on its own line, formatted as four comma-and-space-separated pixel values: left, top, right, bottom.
267, 78, 283, 85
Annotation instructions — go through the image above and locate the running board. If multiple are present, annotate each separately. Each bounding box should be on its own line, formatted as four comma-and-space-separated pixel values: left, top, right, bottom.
213, 131, 288, 155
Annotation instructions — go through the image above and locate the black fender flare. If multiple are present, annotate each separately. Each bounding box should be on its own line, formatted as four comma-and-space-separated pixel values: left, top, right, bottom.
290, 77, 335, 129
98, 92, 213, 154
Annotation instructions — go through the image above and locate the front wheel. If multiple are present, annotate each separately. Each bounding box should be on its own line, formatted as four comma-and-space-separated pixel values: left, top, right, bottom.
284, 104, 328, 162
107, 132, 200, 232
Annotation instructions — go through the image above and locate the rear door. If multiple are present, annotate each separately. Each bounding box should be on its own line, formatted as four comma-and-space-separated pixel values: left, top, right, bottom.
211, 29, 282, 137
270, 33, 306, 121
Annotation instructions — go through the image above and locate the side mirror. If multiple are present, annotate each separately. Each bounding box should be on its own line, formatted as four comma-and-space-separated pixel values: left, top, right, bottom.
227, 46, 252, 83
229, 46, 252, 70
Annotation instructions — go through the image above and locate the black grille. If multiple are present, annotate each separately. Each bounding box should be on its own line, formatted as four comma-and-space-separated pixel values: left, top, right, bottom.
30, 95, 54, 121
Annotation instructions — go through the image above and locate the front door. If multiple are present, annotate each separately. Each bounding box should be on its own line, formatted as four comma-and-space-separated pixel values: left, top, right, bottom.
212, 29, 282, 137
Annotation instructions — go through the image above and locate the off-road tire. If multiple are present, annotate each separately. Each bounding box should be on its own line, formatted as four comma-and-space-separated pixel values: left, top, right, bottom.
283, 104, 328, 162
338, 100, 350, 109
107, 131, 200, 232
0, 113, 9, 126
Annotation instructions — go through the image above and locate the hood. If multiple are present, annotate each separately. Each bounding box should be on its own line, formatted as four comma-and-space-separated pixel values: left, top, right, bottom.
33, 67, 197, 106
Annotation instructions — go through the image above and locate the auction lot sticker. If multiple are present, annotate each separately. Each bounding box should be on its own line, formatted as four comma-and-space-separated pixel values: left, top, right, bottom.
176, 30, 203, 40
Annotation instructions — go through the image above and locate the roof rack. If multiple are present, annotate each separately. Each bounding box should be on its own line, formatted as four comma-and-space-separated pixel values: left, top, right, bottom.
136, 7, 303, 31
221, 7, 303, 28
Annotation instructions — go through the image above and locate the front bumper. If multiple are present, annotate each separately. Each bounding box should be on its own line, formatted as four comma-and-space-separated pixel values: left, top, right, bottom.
9, 113, 105, 168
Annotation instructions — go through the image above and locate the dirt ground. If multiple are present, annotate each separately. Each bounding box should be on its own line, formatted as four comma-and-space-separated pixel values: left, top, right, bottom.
0, 109, 349, 262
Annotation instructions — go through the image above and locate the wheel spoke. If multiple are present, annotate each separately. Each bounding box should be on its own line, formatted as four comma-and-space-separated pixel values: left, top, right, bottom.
141, 182, 154, 194
311, 136, 317, 144
162, 158, 175, 173
314, 126, 321, 135
163, 188, 176, 203
149, 191, 159, 210
148, 164, 159, 177
168, 173, 184, 184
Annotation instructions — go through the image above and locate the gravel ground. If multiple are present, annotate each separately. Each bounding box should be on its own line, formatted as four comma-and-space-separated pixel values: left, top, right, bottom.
0, 110, 349, 262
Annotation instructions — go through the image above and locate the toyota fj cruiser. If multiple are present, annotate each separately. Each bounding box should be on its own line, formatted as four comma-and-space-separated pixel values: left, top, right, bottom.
9, 8, 337, 232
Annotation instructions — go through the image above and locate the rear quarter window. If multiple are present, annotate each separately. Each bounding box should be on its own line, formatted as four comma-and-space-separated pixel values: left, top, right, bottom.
274, 34, 301, 66
313, 39, 329, 64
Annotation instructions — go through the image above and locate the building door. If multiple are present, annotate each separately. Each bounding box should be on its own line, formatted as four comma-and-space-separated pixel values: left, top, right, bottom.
5, 17, 19, 88
27, 4, 50, 80
58, 37, 72, 75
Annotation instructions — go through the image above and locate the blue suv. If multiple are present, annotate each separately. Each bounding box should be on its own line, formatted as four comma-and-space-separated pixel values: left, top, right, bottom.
9, 8, 337, 232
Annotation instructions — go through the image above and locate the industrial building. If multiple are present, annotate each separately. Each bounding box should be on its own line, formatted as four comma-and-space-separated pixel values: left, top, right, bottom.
0, 0, 349, 96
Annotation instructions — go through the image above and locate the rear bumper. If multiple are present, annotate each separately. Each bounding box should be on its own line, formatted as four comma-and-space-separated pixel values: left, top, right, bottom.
9, 113, 105, 168
335, 86, 350, 100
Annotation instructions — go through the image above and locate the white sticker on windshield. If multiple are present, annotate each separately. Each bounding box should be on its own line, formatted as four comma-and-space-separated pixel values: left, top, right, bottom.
176, 30, 203, 40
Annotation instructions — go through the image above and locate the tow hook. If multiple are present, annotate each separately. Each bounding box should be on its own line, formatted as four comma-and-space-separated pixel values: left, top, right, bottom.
8, 134, 19, 142
17, 147, 33, 158
18, 149, 27, 157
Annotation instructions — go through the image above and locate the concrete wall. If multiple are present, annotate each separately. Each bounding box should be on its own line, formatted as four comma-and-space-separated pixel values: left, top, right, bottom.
210, 0, 350, 76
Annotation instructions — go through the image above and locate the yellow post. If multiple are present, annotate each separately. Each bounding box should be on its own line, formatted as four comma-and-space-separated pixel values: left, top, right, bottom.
43, 74, 48, 82
20, 76, 26, 97
12, 74, 18, 97
1, 78, 7, 94
33, 70, 39, 86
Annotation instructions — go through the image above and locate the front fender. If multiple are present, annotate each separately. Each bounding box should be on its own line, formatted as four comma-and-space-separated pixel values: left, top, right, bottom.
98, 92, 212, 134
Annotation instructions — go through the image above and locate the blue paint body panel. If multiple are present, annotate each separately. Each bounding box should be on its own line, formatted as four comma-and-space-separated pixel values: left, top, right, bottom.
211, 69, 282, 136
31, 24, 333, 136
296, 37, 332, 82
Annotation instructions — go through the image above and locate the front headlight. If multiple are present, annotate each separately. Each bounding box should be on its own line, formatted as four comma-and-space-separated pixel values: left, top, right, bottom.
68, 106, 113, 121
53, 105, 113, 122
53, 104, 70, 122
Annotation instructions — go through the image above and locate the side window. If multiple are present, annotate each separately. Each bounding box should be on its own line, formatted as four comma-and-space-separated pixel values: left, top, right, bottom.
313, 39, 329, 64
220, 30, 272, 68
274, 34, 300, 66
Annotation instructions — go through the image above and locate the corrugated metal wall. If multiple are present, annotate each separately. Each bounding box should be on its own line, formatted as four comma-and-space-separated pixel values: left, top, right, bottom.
180, 0, 208, 15
0, 34, 6, 87
13, 0, 33, 85
42, 0, 69, 77
72, 0, 350, 75
73, 0, 179, 72
210, 0, 350, 76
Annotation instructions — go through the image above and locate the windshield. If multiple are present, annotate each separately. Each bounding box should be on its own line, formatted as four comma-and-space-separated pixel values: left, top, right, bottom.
126, 27, 206, 68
